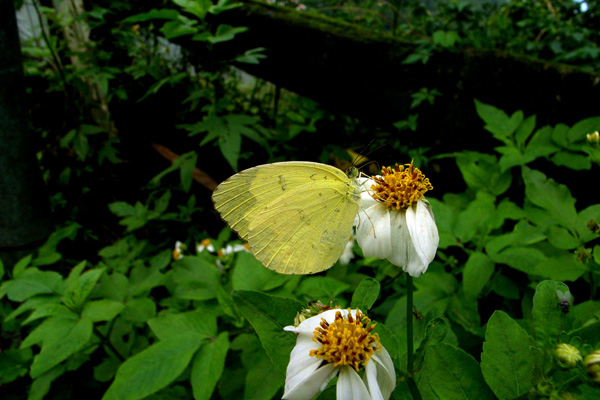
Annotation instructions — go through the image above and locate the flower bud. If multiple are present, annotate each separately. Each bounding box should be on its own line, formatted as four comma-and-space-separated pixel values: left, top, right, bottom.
587, 131, 600, 149
584, 350, 600, 383
555, 343, 582, 367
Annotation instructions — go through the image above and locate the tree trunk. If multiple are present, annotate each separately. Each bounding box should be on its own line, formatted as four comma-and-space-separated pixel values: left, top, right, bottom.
0, 0, 53, 267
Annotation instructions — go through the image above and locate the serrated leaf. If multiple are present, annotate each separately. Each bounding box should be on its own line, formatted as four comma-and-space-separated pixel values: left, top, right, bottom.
532, 280, 570, 349
462, 252, 494, 300
231, 252, 290, 292
232, 290, 303, 372
219, 128, 241, 171
122, 9, 180, 23
172, 256, 220, 301
191, 332, 230, 400
546, 225, 580, 250
534, 254, 587, 282
414, 318, 447, 371
515, 114, 536, 146
490, 246, 546, 274
28, 365, 66, 400
148, 309, 217, 341
481, 311, 534, 399
102, 338, 202, 400
207, 24, 248, 44
6, 268, 64, 302
28, 315, 93, 378
351, 277, 380, 311
474, 100, 521, 142
296, 276, 350, 300
522, 167, 577, 229
426, 342, 494, 400
82, 299, 125, 322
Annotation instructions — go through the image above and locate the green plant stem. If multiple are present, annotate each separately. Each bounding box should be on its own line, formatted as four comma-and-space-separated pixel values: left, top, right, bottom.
406, 273, 422, 399
407, 273, 414, 375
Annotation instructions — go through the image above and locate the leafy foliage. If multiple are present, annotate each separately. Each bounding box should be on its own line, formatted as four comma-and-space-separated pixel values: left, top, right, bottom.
3, 1, 600, 399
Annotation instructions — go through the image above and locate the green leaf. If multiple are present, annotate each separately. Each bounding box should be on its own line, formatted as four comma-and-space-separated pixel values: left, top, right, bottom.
219, 128, 241, 171
453, 192, 497, 243
550, 152, 591, 170
462, 252, 494, 300
179, 152, 198, 193
351, 277, 380, 311
191, 332, 230, 400
414, 318, 447, 371
13, 254, 33, 277
455, 152, 511, 195
63, 266, 106, 308
532, 280, 570, 349
231, 252, 290, 292
6, 268, 63, 302
533, 253, 587, 282
148, 309, 217, 341
207, 24, 248, 44
490, 246, 546, 274
522, 167, 577, 229
27, 315, 93, 378
568, 320, 600, 346
481, 311, 534, 399
28, 365, 66, 400
122, 9, 180, 23
426, 342, 494, 400
576, 204, 600, 244
474, 100, 522, 142
296, 276, 350, 301
232, 290, 303, 372
82, 299, 125, 322
121, 297, 156, 323
546, 225, 580, 250
514, 114, 536, 146
171, 256, 220, 301
102, 339, 203, 400
566, 116, 600, 144
0, 348, 32, 384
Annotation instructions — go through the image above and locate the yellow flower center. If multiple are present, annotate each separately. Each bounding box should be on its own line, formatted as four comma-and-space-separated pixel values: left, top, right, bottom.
370, 161, 432, 210
309, 309, 381, 371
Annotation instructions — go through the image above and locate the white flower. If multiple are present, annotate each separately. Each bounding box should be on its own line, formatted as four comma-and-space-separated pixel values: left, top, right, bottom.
172, 241, 185, 260
283, 309, 395, 400
355, 162, 439, 277
196, 238, 216, 254
339, 236, 356, 265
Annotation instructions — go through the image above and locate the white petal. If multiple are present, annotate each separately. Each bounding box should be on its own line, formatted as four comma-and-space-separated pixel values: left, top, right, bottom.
405, 200, 439, 277
336, 366, 372, 400
357, 204, 392, 258
283, 363, 338, 400
370, 347, 396, 400
284, 335, 322, 388
364, 360, 384, 400
386, 210, 410, 268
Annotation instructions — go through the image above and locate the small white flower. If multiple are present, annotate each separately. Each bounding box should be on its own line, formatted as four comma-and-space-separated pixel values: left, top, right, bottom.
339, 236, 356, 265
173, 241, 185, 260
355, 162, 439, 277
196, 238, 216, 254
283, 309, 395, 400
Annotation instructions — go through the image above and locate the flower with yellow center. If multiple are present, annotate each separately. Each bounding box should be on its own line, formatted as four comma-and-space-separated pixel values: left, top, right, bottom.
356, 161, 439, 277
283, 309, 395, 400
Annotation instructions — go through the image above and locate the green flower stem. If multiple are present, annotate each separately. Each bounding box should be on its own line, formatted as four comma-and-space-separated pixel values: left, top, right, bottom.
407, 273, 414, 375
406, 273, 422, 400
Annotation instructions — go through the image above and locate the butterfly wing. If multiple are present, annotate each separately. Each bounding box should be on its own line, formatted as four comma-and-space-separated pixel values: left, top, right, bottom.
212, 162, 353, 241
248, 180, 360, 274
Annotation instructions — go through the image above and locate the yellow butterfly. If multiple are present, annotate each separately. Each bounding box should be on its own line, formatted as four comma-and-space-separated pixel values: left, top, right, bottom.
212, 162, 362, 274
